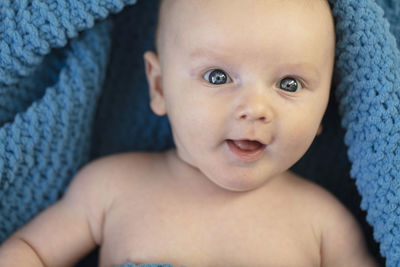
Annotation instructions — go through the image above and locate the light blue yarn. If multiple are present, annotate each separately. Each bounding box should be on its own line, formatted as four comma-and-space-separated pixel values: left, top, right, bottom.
328, 0, 400, 265
1, 0, 400, 266
0, 0, 136, 240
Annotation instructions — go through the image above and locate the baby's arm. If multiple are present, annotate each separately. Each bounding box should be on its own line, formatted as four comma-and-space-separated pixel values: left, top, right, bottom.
318, 193, 379, 267
0, 158, 112, 266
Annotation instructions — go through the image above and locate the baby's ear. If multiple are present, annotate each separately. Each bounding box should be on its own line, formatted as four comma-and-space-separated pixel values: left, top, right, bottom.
143, 51, 166, 116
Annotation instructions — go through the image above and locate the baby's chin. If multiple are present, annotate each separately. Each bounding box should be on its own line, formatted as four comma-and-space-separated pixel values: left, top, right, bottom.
202, 169, 273, 193
173, 146, 284, 192
215, 183, 262, 192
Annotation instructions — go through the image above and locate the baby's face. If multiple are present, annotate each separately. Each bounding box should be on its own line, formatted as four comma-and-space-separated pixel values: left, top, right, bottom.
146, 0, 335, 191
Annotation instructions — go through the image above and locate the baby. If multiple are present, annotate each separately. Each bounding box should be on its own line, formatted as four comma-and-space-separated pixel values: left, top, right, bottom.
0, 0, 379, 266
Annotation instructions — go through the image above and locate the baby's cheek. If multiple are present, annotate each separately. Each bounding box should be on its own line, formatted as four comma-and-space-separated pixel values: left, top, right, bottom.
177, 108, 214, 140
279, 120, 317, 158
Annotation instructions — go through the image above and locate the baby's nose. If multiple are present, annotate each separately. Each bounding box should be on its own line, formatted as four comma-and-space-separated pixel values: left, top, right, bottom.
237, 109, 269, 123
235, 90, 274, 123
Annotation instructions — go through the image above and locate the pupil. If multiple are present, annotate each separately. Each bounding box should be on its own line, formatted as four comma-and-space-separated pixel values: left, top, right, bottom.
281, 78, 297, 92
210, 70, 227, 84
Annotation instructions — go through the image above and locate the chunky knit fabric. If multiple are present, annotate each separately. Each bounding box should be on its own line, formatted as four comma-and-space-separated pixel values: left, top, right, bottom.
0, 0, 136, 239
0, 0, 399, 266
330, 1, 400, 265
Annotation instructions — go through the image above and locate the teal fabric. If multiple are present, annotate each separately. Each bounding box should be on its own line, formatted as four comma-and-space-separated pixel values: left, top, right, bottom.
1, 0, 399, 266
0, 0, 137, 240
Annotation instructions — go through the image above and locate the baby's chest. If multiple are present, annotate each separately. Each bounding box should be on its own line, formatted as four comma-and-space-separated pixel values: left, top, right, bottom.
100, 201, 321, 267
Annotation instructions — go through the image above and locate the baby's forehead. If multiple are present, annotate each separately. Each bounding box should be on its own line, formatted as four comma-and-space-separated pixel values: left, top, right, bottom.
157, 0, 330, 18
156, 0, 331, 34
155, 0, 334, 60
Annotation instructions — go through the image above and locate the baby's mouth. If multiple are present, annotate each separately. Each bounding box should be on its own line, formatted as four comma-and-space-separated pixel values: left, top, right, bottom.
226, 139, 266, 162
230, 139, 264, 150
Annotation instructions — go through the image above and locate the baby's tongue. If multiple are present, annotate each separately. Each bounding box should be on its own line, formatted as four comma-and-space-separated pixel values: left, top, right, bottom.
232, 140, 262, 151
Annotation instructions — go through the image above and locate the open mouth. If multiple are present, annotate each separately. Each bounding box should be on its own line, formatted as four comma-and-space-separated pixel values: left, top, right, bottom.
226, 139, 266, 162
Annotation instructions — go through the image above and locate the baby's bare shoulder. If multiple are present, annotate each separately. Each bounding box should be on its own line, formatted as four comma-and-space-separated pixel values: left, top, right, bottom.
278, 171, 344, 211
63, 152, 168, 241
65, 151, 167, 214
281, 172, 378, 266
74, 152, 167, 194
282, 172, 359, 235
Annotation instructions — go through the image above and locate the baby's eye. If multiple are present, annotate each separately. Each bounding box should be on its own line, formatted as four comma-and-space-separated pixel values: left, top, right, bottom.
278, 77, 303, 92
203, 69, 232, 85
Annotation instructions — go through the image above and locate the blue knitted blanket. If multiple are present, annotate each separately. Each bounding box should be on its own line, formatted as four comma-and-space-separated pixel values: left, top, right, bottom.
0, 0, 399, 266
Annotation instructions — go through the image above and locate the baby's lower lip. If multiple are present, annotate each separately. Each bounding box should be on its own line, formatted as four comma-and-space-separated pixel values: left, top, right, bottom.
226, 139, 266, 162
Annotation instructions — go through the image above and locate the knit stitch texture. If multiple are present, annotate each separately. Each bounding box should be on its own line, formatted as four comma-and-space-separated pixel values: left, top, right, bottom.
0, 0, 399, 266
330, 1, 400, 265
0, 0, 136, 239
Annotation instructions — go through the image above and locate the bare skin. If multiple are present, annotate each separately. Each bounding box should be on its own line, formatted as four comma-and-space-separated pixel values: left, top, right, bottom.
0, 0, 379, 266
0, 151, 377, 266
97, 152, 377, 267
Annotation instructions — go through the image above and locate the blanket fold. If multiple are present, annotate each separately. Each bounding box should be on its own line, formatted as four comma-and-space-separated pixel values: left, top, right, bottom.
0, 0, 136, 86
0, 0, 135, 240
